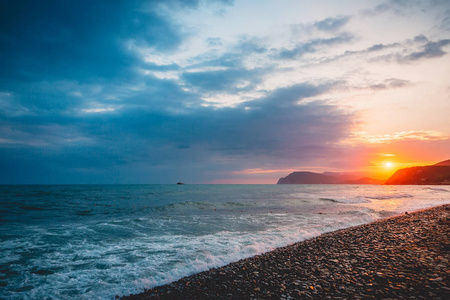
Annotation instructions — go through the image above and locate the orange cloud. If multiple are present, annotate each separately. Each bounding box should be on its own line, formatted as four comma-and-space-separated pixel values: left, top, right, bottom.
348, 130, 449, 144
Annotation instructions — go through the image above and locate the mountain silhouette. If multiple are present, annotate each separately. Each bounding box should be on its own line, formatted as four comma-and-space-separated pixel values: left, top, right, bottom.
385, 159, 450, 185
277, 172, 382, 184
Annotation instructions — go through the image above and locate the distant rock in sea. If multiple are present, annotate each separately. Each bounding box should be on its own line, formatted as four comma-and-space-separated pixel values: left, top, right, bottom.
277, 171, 382, 184
385, 159, 450, 185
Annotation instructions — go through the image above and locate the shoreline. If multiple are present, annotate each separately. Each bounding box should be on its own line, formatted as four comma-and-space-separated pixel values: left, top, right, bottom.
121, 205, 450, 299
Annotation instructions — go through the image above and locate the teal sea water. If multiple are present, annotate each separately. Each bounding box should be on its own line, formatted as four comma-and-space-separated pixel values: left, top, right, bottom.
1, 184, 449, 299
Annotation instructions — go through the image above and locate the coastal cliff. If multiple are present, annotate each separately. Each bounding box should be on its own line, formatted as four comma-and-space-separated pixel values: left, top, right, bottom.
385, 159, 450, 185
277, 159, 450, 185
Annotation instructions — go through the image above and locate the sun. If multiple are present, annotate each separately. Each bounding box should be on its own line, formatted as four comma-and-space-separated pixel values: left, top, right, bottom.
384, 162, 393, 168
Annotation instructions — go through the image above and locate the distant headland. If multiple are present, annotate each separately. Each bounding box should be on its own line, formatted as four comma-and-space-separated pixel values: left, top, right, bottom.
385, 159, 450, 185
277, 171, 383, 185
277, 159, 450, 185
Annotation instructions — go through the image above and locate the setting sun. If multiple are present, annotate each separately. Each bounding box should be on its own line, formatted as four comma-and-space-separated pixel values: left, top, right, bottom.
385, 162, 393, 168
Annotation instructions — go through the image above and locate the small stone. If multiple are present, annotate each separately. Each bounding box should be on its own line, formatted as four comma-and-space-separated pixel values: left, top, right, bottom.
429, 277, 443, 282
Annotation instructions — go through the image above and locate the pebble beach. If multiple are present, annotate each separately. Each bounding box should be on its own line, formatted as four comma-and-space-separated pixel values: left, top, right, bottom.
122, 204, 450, 299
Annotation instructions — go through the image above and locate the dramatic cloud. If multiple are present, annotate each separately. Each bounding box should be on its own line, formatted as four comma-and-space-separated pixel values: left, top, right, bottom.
0, 78, 355, 183
1, 0, 449, 183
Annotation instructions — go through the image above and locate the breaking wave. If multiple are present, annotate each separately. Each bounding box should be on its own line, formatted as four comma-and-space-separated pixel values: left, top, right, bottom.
365, 193, 414, 200
320, 196, 371, 204
425, 187, 449, 192
2, 184, 450, 299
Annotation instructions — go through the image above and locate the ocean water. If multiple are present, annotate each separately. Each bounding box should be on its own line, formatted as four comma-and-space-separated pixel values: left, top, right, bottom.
1, 184, 449, 299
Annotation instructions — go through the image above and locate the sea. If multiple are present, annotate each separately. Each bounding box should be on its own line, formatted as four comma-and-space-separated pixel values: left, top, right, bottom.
1, 184, 449, 299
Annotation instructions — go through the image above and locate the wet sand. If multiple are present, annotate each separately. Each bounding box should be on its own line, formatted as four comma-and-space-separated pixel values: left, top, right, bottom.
121, 204, 450, 299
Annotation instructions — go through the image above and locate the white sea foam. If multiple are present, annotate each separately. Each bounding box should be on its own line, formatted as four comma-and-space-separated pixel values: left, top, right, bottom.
1, 184, 450, 299
1, 213, 381, 299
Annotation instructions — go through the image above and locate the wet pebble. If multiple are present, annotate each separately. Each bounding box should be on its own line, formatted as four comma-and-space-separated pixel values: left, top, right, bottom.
122, 205, 450, 300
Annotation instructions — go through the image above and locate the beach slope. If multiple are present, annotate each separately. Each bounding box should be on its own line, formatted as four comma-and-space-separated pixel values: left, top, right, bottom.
122, 205, 449, 299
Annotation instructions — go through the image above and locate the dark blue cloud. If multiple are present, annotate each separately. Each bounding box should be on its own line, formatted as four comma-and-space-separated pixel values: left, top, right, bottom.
404, 39, 450, 61
0, 0, 357, 184
367, 37, 450, 63
367, 78, 410, 90
361, 2, 391, 16
0, 0, 183, 85
0, 78, 355, 183
278, 33, 354, 59
236, 38, 268, 54
323, 35, 449, 65
366, 44, 386, 52
313, 16, 350, 32
187, 37, 268, 71
362, 0, 450, 18
181, 68, 265, 92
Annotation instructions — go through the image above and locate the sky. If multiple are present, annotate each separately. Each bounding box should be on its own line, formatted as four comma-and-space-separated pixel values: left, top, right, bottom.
1, 0, 449, 184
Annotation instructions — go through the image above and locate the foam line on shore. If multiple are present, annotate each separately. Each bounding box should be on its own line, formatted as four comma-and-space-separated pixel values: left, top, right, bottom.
122, 204, 450, 299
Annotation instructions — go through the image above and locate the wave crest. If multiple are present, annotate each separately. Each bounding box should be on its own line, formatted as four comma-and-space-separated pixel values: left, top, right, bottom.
425, 187, 449, 192
366, 193, 413, 200
319, 196, 371, 204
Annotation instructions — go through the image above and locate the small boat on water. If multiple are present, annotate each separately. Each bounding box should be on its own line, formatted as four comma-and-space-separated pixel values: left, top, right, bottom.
176, 182, 185, 185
